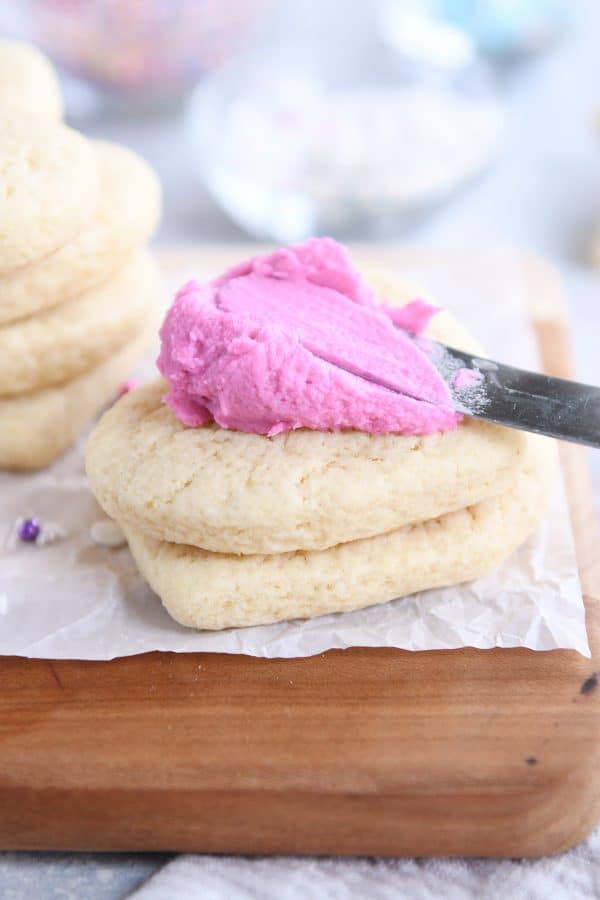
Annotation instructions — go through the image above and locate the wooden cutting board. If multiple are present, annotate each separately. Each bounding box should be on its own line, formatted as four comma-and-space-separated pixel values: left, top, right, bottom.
0, 247, 598, 858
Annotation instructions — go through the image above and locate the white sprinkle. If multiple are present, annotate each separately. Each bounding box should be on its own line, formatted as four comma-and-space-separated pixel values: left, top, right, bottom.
37, 521, 67, 546
90, 519, 126, 548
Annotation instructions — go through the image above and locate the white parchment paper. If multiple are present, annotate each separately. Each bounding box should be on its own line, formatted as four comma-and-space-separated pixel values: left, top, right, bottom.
0, 248, 590, 659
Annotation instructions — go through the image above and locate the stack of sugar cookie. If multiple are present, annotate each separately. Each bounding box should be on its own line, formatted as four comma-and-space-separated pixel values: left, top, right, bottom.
0, 41, 162, 470
86, 265, 554, 632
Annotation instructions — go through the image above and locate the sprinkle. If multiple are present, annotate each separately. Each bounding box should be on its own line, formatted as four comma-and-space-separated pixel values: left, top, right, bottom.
90, 519, 126, 548
18, 518, 40, 543
37, 521, 67, 546
118, 379, 140, 396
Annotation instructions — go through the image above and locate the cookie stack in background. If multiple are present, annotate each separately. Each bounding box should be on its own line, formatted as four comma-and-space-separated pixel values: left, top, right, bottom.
0, 40, 162, 470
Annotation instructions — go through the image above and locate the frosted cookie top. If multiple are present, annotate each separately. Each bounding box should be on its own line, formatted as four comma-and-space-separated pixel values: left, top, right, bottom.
158, 238, 460, 436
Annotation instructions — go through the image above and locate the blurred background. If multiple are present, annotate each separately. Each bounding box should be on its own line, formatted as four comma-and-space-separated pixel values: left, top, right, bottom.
1, 0, 598, 252
0, 0, 598, 377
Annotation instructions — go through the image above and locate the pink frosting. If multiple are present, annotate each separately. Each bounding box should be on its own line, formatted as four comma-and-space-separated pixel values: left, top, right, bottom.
453, 367, 483, 390
157, 238, 461, 436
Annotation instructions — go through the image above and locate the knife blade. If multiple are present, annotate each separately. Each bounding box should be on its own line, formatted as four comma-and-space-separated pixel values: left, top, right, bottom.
310, 326, 600, 448
426, 340, 600, 449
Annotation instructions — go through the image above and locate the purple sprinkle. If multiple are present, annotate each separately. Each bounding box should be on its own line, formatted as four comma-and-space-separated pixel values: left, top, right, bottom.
18, 518, 40, 543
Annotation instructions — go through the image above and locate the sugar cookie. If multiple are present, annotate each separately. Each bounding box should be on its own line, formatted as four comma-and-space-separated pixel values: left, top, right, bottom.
0, 40, 62, 121
0, 113, 97, 272
122, 434, 554, 630
0, 141, 161, 325
0, 328, 153, 471
0, 249, 161, 397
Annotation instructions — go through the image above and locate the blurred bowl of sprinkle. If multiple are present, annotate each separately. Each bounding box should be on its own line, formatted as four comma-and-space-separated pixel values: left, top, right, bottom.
22, 0, 274, 103
186, 48, 505, 242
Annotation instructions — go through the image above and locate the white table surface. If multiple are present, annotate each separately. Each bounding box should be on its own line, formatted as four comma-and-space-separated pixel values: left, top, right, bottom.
1, 1, 600, 897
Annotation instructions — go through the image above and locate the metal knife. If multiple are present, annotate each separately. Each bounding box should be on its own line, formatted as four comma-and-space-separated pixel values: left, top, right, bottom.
332, 338, 600, 448
428, 341, 600, 449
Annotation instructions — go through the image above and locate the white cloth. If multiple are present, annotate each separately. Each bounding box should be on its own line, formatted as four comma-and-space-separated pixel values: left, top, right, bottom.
130, 826, 600, 899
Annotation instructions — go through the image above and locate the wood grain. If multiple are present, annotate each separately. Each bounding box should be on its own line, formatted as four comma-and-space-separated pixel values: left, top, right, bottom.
0, 247, 598, 856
